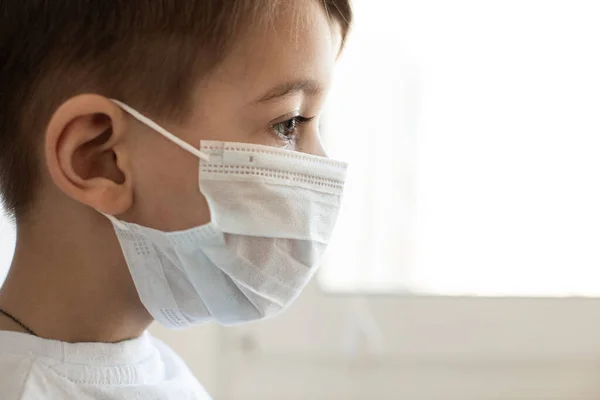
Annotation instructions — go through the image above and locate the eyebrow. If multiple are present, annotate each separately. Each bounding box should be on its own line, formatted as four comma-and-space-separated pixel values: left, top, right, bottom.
257, 79, 324, 103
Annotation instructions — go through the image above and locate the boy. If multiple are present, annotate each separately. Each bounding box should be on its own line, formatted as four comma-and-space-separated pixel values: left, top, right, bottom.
0, 1, 352, 399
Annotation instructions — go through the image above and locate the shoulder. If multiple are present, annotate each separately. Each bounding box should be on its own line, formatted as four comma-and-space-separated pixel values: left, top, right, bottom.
0, 351, 37, 400
150, 335, 196, 377
149, 336, 212, 399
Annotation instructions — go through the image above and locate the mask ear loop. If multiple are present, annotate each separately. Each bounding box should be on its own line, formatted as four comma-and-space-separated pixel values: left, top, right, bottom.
101, 212, 130, 230
110, 99, 211, 162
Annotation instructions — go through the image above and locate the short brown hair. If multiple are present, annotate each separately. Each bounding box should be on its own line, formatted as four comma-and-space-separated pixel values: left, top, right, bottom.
0, 0, 352, 218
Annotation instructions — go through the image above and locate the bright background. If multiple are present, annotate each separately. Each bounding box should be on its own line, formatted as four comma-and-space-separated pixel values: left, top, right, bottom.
321, 0, 600, 297
4, 1, 600, 399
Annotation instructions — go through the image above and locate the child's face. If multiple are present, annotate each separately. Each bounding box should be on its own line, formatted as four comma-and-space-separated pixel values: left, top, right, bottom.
120, 1, 342, 231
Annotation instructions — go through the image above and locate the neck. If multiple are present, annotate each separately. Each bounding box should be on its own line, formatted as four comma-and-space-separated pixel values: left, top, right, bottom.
0, 204, 152, 343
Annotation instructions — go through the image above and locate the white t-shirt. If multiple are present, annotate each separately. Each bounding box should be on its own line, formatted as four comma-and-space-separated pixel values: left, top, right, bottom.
0, 330, 211, 399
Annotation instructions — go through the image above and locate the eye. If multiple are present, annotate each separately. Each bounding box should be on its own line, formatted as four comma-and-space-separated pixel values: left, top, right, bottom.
271, 116, 314, 143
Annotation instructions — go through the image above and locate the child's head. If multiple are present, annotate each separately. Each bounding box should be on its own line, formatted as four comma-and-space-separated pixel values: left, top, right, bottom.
0, 0, 351, 231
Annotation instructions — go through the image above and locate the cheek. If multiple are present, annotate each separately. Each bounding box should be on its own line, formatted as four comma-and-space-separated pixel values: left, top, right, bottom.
127, 135, 211, 231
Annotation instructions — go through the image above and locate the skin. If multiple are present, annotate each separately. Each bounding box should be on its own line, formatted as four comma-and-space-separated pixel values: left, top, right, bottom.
0, 0, 342, 343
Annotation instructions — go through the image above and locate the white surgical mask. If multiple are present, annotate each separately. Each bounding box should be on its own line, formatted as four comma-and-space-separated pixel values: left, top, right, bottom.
105, 100, 347, 327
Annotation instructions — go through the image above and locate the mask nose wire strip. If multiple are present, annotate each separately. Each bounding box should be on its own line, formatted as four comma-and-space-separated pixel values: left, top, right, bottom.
110, 99, 211, 162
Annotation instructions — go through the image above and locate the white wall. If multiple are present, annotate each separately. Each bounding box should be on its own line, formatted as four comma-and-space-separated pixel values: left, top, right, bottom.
152, 284, 600, 400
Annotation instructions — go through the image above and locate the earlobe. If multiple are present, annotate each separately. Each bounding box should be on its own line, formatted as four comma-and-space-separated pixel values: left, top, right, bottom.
45, 94, 134, 215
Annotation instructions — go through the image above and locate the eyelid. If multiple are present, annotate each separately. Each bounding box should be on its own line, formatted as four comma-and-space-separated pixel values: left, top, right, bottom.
270, 110, 302, 125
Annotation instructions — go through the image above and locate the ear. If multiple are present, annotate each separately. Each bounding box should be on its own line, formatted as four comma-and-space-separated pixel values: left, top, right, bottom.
45, 94, 134, 215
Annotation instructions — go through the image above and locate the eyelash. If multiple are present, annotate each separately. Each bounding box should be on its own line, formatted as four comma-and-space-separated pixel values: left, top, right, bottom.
271, 116, 314, 145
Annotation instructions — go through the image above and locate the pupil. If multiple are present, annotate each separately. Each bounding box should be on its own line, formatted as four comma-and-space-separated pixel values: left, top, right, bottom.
285, 119, 296, 134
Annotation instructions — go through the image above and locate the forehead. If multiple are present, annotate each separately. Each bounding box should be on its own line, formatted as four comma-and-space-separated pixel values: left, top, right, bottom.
198, 1, 342, 103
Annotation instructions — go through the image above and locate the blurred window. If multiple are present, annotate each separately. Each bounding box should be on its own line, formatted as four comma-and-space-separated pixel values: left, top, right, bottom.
320, 0, 600, 296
